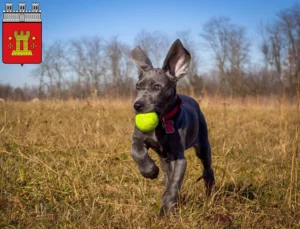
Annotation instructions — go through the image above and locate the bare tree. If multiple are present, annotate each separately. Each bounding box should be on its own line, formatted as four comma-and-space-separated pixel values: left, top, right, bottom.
269, 25, 283, 79
258, 22, 284, 97
0, 84, 13, 100
277, 4, 300, 91
51, 41, 68, 98
258, 4, 300, 96
106, 36, 122, 84
200, 16, 230, 85
177, 30, 199, 75
201, 17, 249, 96
32, 42, 69, 99
227, 25, 250, 95
105, 36, 133, 84
67, 36, 107, 98
134, 30, 169, 67
104, 36, 135, 96
177, 30, 203, 95
31, 44, 47, 99
150, 31, 170, 67
258, 21, 272, 70
134, 30, 152, 56
227, 26, 249, 74
13, 87, 24, 101
42, 44, 56, 97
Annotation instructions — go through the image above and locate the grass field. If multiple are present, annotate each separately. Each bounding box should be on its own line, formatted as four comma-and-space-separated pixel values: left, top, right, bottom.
0, 97, 299, 228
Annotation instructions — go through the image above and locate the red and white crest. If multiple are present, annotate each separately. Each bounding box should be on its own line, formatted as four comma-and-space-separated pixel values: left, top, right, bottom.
2, 3, 42, 65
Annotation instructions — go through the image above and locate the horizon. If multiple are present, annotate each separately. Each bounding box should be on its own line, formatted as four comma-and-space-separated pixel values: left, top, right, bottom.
0, 0, 299, 87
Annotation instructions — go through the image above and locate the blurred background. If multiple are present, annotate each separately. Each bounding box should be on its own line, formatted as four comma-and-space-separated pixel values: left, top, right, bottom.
0, 0, 299, 101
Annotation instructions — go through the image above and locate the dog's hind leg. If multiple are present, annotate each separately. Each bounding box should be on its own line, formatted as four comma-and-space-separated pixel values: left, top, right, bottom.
194, 136, 215, 196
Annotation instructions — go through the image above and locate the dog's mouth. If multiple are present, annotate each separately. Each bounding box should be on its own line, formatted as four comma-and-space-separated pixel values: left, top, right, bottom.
132, 105, 162, 116
154, 106, 163, 116
132, 106, 157, 114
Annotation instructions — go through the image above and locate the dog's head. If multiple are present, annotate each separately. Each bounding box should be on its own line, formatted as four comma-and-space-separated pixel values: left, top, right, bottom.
130, 39, 191, 115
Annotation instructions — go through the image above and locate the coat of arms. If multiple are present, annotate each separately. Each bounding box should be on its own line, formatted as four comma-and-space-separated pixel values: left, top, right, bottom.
2, 3, 42, 65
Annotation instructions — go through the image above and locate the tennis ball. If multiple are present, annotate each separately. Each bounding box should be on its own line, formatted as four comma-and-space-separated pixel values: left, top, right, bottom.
135, 112, 159, 132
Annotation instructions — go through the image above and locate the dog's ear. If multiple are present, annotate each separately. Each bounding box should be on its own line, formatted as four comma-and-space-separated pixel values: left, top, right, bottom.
162, 39, 191, 80
130, 46, 153, 76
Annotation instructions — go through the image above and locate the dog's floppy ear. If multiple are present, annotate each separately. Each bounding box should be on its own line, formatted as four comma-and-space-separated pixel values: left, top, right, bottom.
130, 46, 153, 75
162, 39, 191, 80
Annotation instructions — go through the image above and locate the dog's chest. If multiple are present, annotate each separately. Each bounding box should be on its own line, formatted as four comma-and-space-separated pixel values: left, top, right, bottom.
144, 127, 173, 159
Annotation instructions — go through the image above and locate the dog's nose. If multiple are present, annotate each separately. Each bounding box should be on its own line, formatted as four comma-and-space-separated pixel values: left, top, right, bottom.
134, 101, 144, 111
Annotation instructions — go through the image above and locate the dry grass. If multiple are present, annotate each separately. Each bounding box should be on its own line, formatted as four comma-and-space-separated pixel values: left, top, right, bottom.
0, 97, 299, 228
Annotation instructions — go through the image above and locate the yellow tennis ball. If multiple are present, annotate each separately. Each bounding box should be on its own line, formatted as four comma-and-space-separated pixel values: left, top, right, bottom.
135, 112, 159, 132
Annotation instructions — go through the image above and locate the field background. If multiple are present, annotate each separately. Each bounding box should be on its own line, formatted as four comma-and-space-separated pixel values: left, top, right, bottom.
0, 97, 299, 228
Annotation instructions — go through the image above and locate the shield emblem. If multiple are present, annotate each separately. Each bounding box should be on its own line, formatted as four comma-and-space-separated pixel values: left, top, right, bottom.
2, 3, 42, 65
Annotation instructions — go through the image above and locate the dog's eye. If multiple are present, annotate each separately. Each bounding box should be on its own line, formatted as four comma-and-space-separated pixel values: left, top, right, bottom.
153, 85, 161, 90
136, 84, 140, 90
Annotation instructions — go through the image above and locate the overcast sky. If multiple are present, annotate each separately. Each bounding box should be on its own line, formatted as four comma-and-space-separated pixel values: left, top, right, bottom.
1, 0, 299, 87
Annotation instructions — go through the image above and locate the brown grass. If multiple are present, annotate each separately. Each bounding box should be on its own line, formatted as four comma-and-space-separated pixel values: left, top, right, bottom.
0, 97, 299, 228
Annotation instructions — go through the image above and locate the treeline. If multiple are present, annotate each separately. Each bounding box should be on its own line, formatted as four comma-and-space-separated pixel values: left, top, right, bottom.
1, 4, 300, 101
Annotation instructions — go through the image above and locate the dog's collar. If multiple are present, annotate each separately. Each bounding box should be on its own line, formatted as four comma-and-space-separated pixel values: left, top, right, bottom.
161, 95, 182, 121
160, 95, 182, 134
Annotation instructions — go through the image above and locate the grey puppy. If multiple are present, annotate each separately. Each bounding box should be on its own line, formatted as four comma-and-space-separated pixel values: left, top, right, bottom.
130, 39, 215, 215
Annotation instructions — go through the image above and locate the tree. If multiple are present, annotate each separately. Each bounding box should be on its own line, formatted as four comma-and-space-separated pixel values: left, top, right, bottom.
105, 36, 133, 84
51, 41, 68, 98
200, 17, 250, 96
134, 30, 169, 67
67, 36, 107, 98
30, 45, 46, 99
0, 84, 13, 100
177, 30, 203, 96
227, 25, 250, 95
13, 87, 24, 101
258, 4, 300, 96
277, 4, 300, 92
104, 36, 134, 96
33, 42, 69, 99
200, 16, 230, 86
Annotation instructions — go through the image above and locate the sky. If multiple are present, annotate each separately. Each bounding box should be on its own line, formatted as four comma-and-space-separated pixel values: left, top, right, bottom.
0, 0, 299, 87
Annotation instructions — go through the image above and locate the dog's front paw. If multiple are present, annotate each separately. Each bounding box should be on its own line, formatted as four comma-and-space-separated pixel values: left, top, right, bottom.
139, 164, 159, 179
159, 201, 176, 216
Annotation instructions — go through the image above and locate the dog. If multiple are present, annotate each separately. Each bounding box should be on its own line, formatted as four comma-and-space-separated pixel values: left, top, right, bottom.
130, 39, 215, 215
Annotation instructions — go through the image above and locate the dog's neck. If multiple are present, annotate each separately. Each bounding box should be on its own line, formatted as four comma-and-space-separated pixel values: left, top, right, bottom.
161, 88, 179, 117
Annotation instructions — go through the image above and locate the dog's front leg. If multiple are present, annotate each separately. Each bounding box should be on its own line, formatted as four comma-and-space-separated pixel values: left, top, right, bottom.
159, 157, 173, 187
160, 157, 187, 215
131, 137, 159, 179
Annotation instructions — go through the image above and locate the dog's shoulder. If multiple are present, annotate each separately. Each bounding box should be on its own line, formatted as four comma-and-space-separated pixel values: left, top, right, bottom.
178, 94, 201, 113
